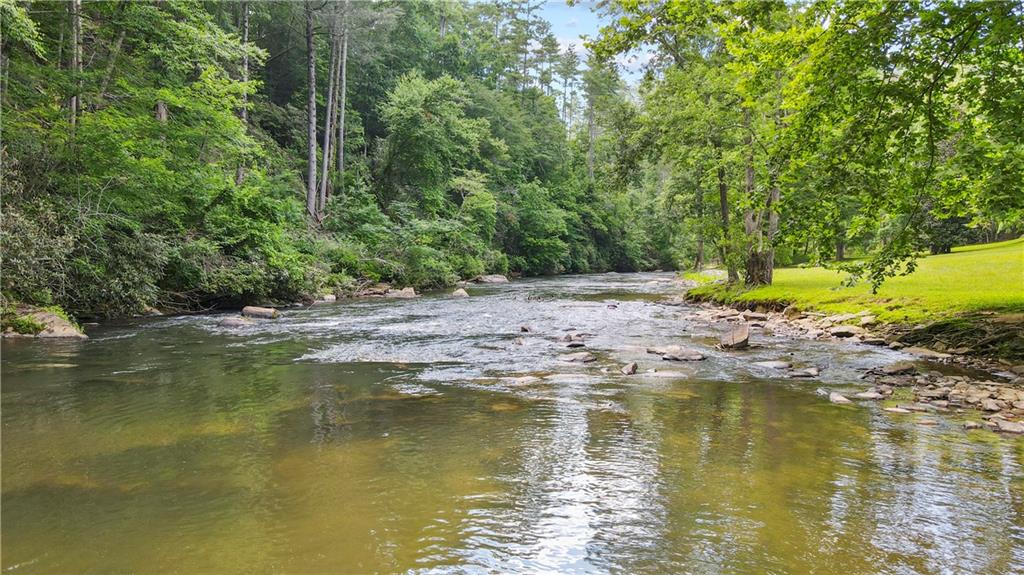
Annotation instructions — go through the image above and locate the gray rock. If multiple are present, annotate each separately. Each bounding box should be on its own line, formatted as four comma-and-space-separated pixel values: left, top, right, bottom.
452, 288, 469, 298
859, 315, 877, 326
663, 349, 706, 361
829, 392, 852, 404
520, 326, 531, 333
241, 306, 279, 319
854, 391, 884, 400
963, 421, 983, 430
741, 311, 768, 321
791, 367, 820, 378
882, 361, 916, 375
218, 317, 253, 328
385, 287, 418, 298
320, 294, 337, 302
561, 352, 596, 363
884, 407, 912, 414
720, 324, 750, 349
620, 362, 638, 375
995, 419, 1024, 434
23, 309, 88, 339
566, 341, 586, 348
981, 398, 1003, 412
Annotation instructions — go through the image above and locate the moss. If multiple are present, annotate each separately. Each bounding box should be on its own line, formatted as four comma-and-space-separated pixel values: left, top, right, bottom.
1, 305, 46, 335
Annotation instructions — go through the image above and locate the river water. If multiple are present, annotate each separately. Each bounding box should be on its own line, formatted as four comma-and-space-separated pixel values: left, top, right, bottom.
2, 273, 1022, 574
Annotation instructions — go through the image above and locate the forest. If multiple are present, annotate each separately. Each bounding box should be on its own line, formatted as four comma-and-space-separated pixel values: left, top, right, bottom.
2, 0, 1022, 318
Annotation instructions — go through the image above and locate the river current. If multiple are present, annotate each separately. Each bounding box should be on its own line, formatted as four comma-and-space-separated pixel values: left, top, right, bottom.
2, 272, 1022, 574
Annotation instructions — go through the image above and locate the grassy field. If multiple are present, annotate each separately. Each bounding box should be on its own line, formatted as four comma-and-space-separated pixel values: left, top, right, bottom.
688, 238, 1024, 323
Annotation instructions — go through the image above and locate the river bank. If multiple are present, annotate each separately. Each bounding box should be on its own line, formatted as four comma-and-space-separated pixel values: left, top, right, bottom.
675, 295, 1024, 433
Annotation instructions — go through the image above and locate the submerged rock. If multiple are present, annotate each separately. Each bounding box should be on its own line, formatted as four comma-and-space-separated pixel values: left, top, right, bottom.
218, 317, 253, 328
620, 362, 638, 375
241, 306, 279, 319
720, 324, 750, 349
648, 345, 705, 361
561, 352, 596, 363
790, 367, 820, 378
884, 407, 912, 414
566, 341, 586, 348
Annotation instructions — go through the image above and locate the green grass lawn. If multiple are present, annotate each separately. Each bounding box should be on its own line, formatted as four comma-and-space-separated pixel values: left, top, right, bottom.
689, 238, 1024, 323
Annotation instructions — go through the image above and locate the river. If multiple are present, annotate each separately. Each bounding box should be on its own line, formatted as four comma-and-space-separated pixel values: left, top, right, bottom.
2, 272, 1022, 574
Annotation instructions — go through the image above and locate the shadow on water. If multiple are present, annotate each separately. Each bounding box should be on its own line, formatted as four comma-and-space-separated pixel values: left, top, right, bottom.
3, 272, 1023, 574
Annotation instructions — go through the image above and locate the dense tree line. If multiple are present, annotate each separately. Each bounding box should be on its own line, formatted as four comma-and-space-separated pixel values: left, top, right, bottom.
591, 0, 1024, 289
1, 0, 1021, 319
1, 0, 661, 317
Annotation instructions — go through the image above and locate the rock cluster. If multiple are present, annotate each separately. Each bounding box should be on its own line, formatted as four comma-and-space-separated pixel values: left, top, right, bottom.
860, 361, 1024, 433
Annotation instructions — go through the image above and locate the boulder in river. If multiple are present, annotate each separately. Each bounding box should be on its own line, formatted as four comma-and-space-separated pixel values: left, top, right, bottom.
854, 391, 884, 400
218, 317, 253, 328
566, 341, 586, 348
663, 348, 705, 362
561, 352, 596, 363
242, 306, 279, 319
829, 392, 852, 404
475, 274, 509, 284
452, 288, 469, 298
720, 324, 749, 349
884, 407, 912, 414
520, 325, 531, 333
790, 367, 820, 378
620, 362, 638, 375
19, 308, 88, 339
385, 287, 417, 298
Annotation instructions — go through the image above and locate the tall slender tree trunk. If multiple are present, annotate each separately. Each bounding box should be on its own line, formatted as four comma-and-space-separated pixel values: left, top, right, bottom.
586, 96, 595, 182
69, 0, 82, 129
335, 0, 349, 185
235, 0, 249, 186
713, 140, 737, 282
304, 1, 318, 219
694, 163, 705, 271
317, 23, 339, 215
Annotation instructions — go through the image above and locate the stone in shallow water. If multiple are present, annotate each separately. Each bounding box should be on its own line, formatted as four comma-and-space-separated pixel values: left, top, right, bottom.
855, 391, 884, 400
829, 392, 852, 404
241, 306, 278, 319
620, 362, 638, 375
566, 341, 586, 348
882, 361, 916, 375
218, 317, 252, 328
561, 352, 596, 363
720, 324, 749, 349
452, 288, 469, 298
884, 407, 912, 414
963, 421, 983, 430
994, 419, 1024, 434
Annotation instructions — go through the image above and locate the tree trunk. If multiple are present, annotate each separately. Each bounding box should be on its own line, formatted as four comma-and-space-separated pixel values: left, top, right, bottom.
317, 23, 339, 215
714, 140, 737, 283
69, 0, 82, 129
155, 101, 168, 123
335, 2, 349, 184
235, 0, 249, 186
586, 96, 595, 182
694, 164, 705, 271
304, 1, 318, 219
835, 230, 845, 261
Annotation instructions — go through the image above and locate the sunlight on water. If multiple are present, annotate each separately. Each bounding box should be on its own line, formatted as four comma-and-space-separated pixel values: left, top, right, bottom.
3, 273, 1023, 574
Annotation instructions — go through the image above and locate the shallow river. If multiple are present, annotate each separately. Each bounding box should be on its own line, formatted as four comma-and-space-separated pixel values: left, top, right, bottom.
3, 273, 1023, 574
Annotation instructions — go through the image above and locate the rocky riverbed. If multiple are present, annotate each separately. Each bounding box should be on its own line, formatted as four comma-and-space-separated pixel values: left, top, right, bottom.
679, 300, 1024, 433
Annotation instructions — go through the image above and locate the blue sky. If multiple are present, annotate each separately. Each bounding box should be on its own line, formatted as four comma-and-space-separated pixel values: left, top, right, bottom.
537, 1, 651, 82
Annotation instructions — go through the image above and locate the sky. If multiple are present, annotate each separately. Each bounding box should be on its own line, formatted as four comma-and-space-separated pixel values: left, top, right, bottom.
536, 1, 651, 83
